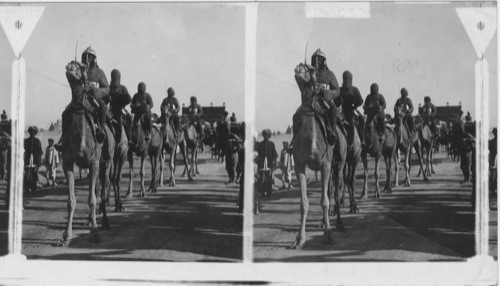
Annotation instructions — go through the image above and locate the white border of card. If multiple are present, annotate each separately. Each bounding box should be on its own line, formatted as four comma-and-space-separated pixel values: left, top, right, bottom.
0, 1, 497, 285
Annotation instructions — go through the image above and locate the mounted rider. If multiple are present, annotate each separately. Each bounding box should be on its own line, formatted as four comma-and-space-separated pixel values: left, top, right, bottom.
107, 69, 132, 142
187, 96, 204, 135
160, 87, 181, 138
394, 88, 415, 134
363, 83, 387, 140
336, 70, 363, 143
130, 82, 153, 142
293, 48, 340, 145
420, 96, 437, 133
55, 46, 109, 153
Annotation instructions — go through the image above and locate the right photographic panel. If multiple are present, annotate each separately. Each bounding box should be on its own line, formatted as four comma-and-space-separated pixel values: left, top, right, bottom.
253, 1, 497, 262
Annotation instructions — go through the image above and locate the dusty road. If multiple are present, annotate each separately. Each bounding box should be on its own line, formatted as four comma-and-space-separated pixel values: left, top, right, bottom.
253, 151, 497, 262
13, 151, 242, 262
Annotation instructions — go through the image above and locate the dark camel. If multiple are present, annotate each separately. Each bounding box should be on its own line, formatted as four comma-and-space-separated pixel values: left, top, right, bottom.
290, 63, 346, 249
394, 106, 428, 187
158, 111, 192, 187
126, 114, 163, 197
58, 61, 107, 246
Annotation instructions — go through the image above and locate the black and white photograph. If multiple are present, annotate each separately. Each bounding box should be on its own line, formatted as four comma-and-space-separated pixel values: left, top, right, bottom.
0, 1, 497, 284
0, 2, 246, 262
253, 1, 497, 262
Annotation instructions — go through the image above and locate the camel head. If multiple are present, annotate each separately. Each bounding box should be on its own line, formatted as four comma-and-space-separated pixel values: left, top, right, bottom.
65, 61, 87, 88
294, 63, 316, 91
395, 105, 406, 120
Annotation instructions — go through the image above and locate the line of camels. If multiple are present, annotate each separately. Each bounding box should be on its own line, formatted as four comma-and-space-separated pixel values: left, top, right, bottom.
58, 60, 242, 246
290, 63, 434, 249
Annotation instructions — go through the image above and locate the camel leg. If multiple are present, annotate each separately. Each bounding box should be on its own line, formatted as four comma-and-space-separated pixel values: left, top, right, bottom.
88, 160, 102, 243
180, 141, 193, 181
150, 154, 157, 193
114, 154, 125, 212
195, 147, 200, 175
374, 155, 381, 198
139, 156, 146, 197
100, 161, 111, 230
430, 144, 436, 174
169, 147, 176, 187
393, 150, 400, 187
340, 166, 346, 207
415, 141, 428, 181
320, 164, 335, 245
125, 150, 134, 198
360, 152, 368, 199
334, 160, 345, 230
158, 150, 164, 187
384, 155, 392, 194
404, 148, 412, 187
291, 164, 308, 249
349, 159, 359, 213
189, 147, 196, 177
58, 162, 76, 246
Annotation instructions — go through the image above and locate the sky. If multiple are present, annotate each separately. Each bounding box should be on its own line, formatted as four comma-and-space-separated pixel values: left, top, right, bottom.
255, 2, 498, 132
0, 3, 245, 129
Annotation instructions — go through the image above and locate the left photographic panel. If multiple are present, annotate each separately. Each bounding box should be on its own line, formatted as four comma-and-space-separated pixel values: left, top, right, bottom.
0, 2, 246, 262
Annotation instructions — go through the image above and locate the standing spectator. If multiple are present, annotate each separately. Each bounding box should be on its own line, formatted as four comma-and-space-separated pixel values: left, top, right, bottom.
44, 138, 59, 187
24, 126, 43, 193
255, 129, 278, 197
279, 141, 294, 189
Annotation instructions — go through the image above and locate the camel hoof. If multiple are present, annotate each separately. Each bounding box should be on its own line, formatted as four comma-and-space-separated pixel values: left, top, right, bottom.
290, 236, 306, 249
359, 192, 366, 199
57, 232, 70, 247
423, 177, 429, 181
125, 193, 133, 199
188, 177, 194, 181
88, 228, 102, 243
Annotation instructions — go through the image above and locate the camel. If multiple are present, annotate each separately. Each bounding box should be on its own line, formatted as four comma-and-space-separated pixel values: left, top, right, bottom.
126, 113, 163, 197
290, 63, 346, 249
109, 122, 128, 211
181, 117, 200, 178
360, 110, 398, 198
341, 119, 362, 213
158, 111, 192, 187
415, 115, 435, 177
58, 61, 107, 246
393, 106, 428, 187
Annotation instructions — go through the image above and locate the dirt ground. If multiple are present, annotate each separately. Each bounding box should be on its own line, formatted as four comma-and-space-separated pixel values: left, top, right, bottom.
1, 147, 242, 262
253, 147, 497, 262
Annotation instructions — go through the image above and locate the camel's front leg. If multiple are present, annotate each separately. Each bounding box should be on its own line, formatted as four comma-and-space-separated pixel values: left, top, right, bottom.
125, 150, 134, 198
430, 145, 436, 174
114, 155, 125, 212
99, 161, 111, 230
360, 152, 369, 199
384, 154, 392, 194
320, 164, 335, 244
88, 160, 102, 243
374, 155, 381, 198
158, 150, 165, 187
139, 156, 146, 197
58, 162, 76, 246
393, 150, 400, 187
179, 142, 193, 181
148, 154, 157, 193
194, 147, 200, 175
403, 149, 411, 187
290, 164, 308, 249
414, 141, 428, 181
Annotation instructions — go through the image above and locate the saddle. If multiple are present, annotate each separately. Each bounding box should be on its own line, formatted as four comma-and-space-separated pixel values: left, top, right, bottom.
67, 95, 99, 142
